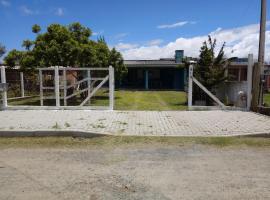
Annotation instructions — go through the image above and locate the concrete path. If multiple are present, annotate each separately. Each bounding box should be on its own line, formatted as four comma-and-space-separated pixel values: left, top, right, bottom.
0, 110, 270, 136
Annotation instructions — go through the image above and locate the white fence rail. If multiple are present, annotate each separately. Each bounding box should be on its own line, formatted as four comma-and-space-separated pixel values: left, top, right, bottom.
188, 64, 225, 110
1, 66, 115, 110
188, 54, 254, 111
0, 66, 8, 108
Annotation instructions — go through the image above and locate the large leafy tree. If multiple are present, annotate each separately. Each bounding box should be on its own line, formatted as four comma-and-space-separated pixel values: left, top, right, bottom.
109, 48, 127, 83
4, 49, 22, 67
194, 35, 227, 91
4, 23, 127, 82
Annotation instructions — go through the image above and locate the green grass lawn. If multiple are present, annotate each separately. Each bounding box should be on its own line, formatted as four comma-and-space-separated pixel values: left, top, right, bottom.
115, 90, 187, 110
8, 90, 187, 110
264, 93, 270, 106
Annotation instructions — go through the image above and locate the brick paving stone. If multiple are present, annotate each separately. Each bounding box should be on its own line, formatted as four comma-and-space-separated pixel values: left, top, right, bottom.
0, 110, 270, 136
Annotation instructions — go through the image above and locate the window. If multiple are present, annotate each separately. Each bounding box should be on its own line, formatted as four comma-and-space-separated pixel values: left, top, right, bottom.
228, 67, 247, 82
228, 68, 239, 81
240, 68, 247, 81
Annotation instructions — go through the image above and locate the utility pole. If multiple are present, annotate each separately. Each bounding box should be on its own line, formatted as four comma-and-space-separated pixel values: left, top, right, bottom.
252, 0, 267, 110
258, 0, 267, 106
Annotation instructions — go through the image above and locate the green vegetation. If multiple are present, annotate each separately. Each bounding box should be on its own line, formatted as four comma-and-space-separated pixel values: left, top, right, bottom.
264, 93, 270, 106
194, 35, 227, 91
4, 23, 127, 83
52, 122, 61, 129
8, 90, 187, 110
115, 90, 187, 110
64, 122, 71, 128
0, 136, 269, 148
193, 36, 230, 105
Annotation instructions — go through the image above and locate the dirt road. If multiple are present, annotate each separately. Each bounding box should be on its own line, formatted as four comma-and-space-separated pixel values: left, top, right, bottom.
0, 145, 269, 200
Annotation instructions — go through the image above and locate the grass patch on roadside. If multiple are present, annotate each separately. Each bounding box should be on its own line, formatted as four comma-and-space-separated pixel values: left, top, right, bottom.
0, 136, 269, 148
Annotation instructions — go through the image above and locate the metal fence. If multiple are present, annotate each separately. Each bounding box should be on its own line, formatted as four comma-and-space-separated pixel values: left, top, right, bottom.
0, 66, 114, 110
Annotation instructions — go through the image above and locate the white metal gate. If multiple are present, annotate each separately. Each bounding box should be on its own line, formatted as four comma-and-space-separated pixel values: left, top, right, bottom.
187, 54, 254, 111
0, 66, 114, 110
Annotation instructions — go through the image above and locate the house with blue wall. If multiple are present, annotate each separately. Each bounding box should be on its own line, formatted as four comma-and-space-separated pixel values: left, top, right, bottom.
123, 50, 187, 90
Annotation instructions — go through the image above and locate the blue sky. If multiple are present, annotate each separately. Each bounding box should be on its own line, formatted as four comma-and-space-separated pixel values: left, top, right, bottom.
0, 0, 269, 60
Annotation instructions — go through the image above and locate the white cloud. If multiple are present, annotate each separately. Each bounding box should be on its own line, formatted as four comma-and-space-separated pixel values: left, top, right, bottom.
20, 6, 39, 15
157, 21, 189, 29
147, 39, 163, 46
92, 30, 104, 36
120, 22, 270, 61
55, 8, 64, 16
0, 0, 10, 7
115, 43, 138, 50
114, 33, 128, 39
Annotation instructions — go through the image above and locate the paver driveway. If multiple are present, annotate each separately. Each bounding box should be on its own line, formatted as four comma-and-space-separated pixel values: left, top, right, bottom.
0, 110, 270, 136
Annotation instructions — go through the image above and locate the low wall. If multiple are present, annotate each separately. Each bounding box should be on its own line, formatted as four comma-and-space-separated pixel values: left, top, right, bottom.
216, 81, 247, 106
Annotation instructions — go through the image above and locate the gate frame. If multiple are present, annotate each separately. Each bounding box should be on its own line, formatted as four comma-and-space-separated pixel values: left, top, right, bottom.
188, 54, 254, 111
0, 66, 8, 109
1, 66, 114, 111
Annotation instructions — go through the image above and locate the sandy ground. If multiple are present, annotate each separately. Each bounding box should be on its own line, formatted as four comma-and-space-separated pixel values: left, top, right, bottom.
0, 145, 269, 200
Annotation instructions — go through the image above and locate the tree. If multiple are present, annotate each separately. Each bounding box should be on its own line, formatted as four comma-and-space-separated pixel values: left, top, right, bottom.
194, 35, 227, 91
68, 22, 92, 44
22, 40, 33, 51
4, 49, 22, 68
0, 43, 6, 58
109, 48, 127, 85
193, 36, 227, 105
32, 24, 41, 34
4, 23, 127, 82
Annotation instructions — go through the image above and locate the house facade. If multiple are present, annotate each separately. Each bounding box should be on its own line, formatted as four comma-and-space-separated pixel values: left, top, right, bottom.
122, 50, 187, 90
216, 58, 270, 106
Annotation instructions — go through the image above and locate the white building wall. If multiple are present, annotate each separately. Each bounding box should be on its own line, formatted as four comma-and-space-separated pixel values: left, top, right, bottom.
216, 81, 247, 106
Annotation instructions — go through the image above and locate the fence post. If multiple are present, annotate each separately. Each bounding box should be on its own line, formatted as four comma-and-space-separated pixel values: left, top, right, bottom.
63, 68, 67, 106
1, 66, 7, 109
20, 72, 25, 98
109, 66, 114, 110
247, 54, 254, 110
55, 66, 60, 108
39, 69, 43, 106
188, 65, 193, 109
87, 69, 91, 105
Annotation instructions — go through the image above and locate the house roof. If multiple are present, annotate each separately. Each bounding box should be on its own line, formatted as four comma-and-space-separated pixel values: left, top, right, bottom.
124, 60, 184, 68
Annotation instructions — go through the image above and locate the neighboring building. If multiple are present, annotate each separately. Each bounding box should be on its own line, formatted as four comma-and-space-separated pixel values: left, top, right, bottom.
122, 50, 187, 90
264, 65, 270, 91
217, 58, 270, 105
220, 61, 249, 105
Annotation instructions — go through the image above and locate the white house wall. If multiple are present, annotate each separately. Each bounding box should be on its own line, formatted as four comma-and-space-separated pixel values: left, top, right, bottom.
216, 82, 248, 105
